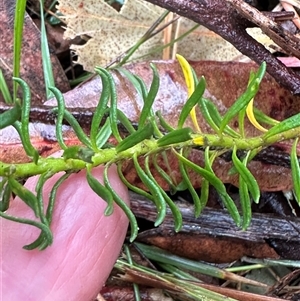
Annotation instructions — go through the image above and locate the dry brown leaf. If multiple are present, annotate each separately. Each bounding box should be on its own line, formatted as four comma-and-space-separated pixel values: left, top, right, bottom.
175, 19, 243, 61
0, 0, 69, 104
177, 20, 281, 61
246, 27, 280, 53
58, 0, 252, 71
58, 0, 166, 71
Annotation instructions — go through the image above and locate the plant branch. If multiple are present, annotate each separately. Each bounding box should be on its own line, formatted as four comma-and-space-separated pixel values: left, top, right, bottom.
142, 0, 300, 94
2, 124, 300, 179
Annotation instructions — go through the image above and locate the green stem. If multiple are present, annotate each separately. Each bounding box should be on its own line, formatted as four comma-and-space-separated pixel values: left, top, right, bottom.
2, 125, 300, 178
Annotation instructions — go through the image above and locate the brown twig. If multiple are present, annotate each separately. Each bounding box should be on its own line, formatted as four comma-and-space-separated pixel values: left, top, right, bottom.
142, 0, 300, 94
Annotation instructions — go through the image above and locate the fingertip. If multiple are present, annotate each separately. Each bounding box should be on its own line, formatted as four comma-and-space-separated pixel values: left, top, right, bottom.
2, 165, 129, 301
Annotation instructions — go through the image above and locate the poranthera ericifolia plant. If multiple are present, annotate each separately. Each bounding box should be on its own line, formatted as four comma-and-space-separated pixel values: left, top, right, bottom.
1, 0, 300, 252
2, 54, 300, 251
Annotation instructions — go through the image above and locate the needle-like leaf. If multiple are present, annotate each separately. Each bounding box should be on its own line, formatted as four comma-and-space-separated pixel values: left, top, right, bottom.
291, 138, 300, 205
133, 153, 166, 227
104, 165, 138, 241
86, 166, 114, 216
175, 152, 241, 226
139, 63, 160, 128
232, 146, 260, 204
219, 62, 266, 135
263, 113, 300, 139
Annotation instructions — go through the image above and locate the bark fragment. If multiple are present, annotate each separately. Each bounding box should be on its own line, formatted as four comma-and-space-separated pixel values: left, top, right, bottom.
142, 0, 300, 94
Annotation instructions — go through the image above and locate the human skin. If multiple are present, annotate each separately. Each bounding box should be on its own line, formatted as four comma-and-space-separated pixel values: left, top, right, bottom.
1, 164, 129, 300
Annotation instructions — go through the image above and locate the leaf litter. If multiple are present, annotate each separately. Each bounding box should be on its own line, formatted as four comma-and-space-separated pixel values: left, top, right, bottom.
58, 0, 259, 70
58, 0, 166, 70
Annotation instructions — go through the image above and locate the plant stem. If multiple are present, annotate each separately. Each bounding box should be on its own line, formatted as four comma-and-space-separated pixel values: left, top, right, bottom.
2, 124, 300, 179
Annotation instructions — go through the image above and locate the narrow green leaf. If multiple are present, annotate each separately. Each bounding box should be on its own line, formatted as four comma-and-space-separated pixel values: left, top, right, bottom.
117, 108, 136, 134
139, 64, 159, 129
198, 98, 240, 138
13, 0, 26, 99
153, 153, 178, 194
177, 149, 201, 217
232, 147, 260, 204
91, 68, 111, 148
264, 113, 300, 139
133, 153, 166, 227
200, 147, 213, 210
13, 77, 39, 163
8, 177, 39, 217
0, 105, 21, 129
178, 76, 206, 129
219, 62, 266, 134
0, 210, 53, 251
36, 172, 70, 249
149, 115, 163, 139
175, 152, 240, 226
118, 68, 147, 100
95, 67, 122, 142
96, 118, 112, 148
135, 242, 241, 281
123, 246, 141, 301
291, 138, 300, 205
157, 127, 193, 147
48, 86, 67, 150
39, 0, 55, 99
47, 173, 70, 223
253, 107, 279, 127
103, 165, 138, 241
132, 73, 149, 100
144, 156, 182, 232
0, 69, 13, 104
52, 108, 92, 148
156, 111, 175, 132
239, 176, 252, 230
25, 172, 53, 250
107, 69, 122, 142
0, 178, 11, 212
191, 66, 199, 86
35, 172, 52, 224
238, 102, 247, 138
26, 174, 71, 250
86, 166, 114, 215
117, 163, 155, 202
198, 97, 219, 133
116, 122, 153, 153
200, 178, 209, 211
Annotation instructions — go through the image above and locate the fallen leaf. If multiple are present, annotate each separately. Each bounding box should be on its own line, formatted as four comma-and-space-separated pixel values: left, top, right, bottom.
0, 0, 69, 104
246, 27, 281, 53
176, 19, 243, 61
58, 0, 250, 71
58, 0, 166, 70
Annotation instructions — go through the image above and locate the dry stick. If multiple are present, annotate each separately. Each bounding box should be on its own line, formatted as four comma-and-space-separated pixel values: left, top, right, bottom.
142, 0, 300, 95
130, 191, 300, 261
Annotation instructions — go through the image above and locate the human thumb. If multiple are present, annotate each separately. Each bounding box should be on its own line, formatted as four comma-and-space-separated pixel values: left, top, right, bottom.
1, 164, 129, 301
